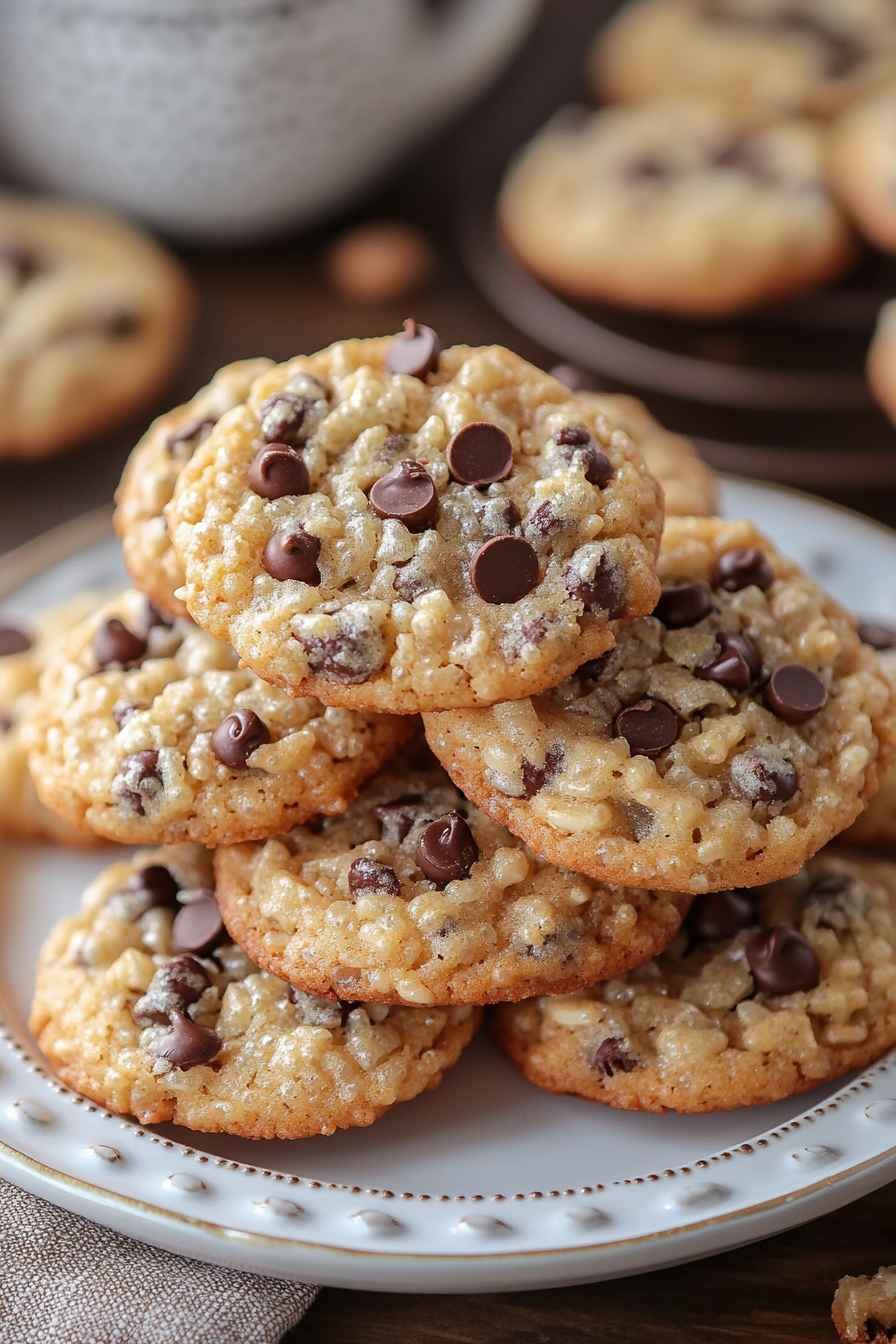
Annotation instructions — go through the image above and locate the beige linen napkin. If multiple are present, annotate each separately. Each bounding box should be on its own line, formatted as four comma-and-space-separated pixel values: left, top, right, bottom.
0, 1177, 318, 1343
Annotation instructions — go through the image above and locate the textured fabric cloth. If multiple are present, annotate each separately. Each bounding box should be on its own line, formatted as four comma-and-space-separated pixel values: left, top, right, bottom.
0, 1177, 318, 1344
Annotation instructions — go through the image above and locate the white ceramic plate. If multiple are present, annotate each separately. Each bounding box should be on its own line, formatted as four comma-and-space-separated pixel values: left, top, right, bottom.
3, 485, 896, 1294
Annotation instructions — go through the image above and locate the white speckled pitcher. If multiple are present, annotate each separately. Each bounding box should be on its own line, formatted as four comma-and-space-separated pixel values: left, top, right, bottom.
0, 0, 536, 242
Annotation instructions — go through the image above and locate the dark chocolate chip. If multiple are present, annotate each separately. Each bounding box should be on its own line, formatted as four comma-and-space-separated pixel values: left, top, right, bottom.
145, 1009, 221, 1070
172, 889, 225, 956
115, 750, 163, 816
127, 864, 180, 910
470, 536, 539, 604
259, 391, 317, 447
302, 627, 380, 684
0, 626, 31, 657
372, 794, 426, 845
210, 709, 270, 769
550, 363, 598, 392
712, 547, 774, 592
614, 698, 679, 759
446, 422, 514, 486
526, 500, 564, 540
248, 444, 310, 499
765, 664, 827, 723
687, 890, 754, 943
474, 496, 521, 538
384, 318, 440, 378
368, 460, 438, 530
857, 620, 896, 651
655, 580, 713, 629
803, 874, 852, 905
697, 630, 761, 690
746, 925, 820, 995
415, 812, 479, 883
392, 562, 431, 602
167, 417, 215, 454
553, 424, 612, 489
93, 618, 147, 669
111, 699, 143, 729
566, 554, 621, 615
521, 743, 565, 799
348, 857, 402, 899
143, 600, 173, 635
577, 652, 614, 681
730, 747, 798, 804
132, 955, 212, 1026
263, 527, 321, 584
591, 1037, 637, 1078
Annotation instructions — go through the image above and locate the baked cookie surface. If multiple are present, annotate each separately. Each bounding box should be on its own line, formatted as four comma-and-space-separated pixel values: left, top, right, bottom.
498, 102, 854, 317
213, 755, 692, 1007
25, 589, 411, 846
0, 595, 107, 846
591, 0, 896, 121
0, 193, 191, 459
29, 845, 479, 1137
167, 333, 664, 712
494, 850, 896, 1113
114, 357, 274, 618
424, 517, 896, 894
833, 1264, 896, 1343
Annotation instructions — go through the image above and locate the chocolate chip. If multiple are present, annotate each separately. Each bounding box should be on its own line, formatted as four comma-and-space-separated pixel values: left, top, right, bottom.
577, 652, 614, 681
470, 536, 539, 604
384, 319, 441, 378
132, 955, 211, 1026
127, 864, 180, 910
381, 433, 410, 461
550, 363, 598, 392
143, 600, 173, 635
712, 547, 774, 592
0, 626, 31, 656
566, 553, 622, 615
302, 621, 383, 684
248, 444, 310, 499
729, 746, 798, 804
263, 527, 321, 584
172, 890, 225, 956
474, 496, 521, 538
687, 890, 754, 943
145, 1010, 221, 1070
765, 665, 827, 723
655, 580, 713, 629
857, 620, 896, 651
697, 630, 761, 691
803, 874, 852, 905
553, 424, 612, 489
415, 812, 479, 883
526, 500, 564, 540
115, 750, 163, 816
446, 422, 514, 486
210, 709, 270, 769
259, 391, 316, 447
166, 417, 215, 454
746, 926, 820, 995
348, 857, 402, 899
522, 743, 565, 799
392, 562, 431, 603
93, 618, 147, 669
591, 1037, 637, 1078
614, 698, 679, 759
372, 794, 426, 844
111, 700, 143, 729
0, 714, 12, 733
368, 460, 438, 530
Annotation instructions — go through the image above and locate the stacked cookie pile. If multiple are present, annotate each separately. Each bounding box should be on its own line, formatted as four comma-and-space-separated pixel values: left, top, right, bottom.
13, 324, 896, 1138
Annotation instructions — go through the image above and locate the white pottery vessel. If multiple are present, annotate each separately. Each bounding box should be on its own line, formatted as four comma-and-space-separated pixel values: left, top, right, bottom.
0, 0, 537, 242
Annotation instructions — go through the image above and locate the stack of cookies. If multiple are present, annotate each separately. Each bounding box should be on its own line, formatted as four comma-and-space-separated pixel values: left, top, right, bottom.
15, 324, 896, 1140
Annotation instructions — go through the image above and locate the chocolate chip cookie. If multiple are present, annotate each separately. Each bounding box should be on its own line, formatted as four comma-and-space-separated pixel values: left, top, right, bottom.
166, 332, 664, 712
0, 193, 192, 459
25, 590, 411, 845
494, 850, 896, 1113
499, 101, 855, 317
833, 1264, 896, 1343
213, 755, 692, 1007
115, 357, 274, 618
0, 594, 109, 846
424, 517, 896, 895
592, 0, 896, 121
29, 845, 480, 1136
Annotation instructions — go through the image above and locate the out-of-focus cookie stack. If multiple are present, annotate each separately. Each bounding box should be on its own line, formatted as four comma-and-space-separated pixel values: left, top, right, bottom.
17, 324, 896, 1139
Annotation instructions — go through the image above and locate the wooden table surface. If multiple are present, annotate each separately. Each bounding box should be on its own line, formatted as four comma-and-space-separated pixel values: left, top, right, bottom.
2, 5, 896, 1340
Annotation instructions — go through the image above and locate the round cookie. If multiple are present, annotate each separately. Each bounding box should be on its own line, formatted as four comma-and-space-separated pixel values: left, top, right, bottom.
423, 516, 896, 895
833, 1264, 896, 1343
498, 102, 855, 318
166, 332, 664, 713
494, 849, 896, 1114
25, 589, 412, 846
115, 357, 274, 618
0, 594, 109, 847
867, 299, 896, 427
29, 845, 480, 1137
213, 755, 693, 1007
830, 94, 896, 254
0, 193, 192, 459
591, 0, 896, 122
